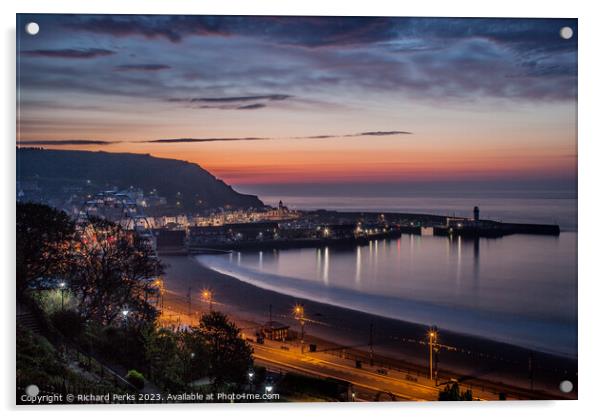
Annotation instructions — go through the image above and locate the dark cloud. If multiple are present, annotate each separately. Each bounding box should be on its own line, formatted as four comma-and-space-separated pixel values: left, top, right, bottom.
63, 15, 577, 53
167, 94, 291, 111
302, 131, 412, 139
62, 15, 402, 47
148, 137, 254, 144
236, 103, 266, 110
21, 48, 115, 59
181, 103, 268, 111
64, 15, 186, 43
168, 94, 292, 103
114, 64, 171, 71
18, 140, 119, 145
359, 131, 412, 136
15, 131, 412, 147
17, 15, 577, 108
147, 130, 412, 143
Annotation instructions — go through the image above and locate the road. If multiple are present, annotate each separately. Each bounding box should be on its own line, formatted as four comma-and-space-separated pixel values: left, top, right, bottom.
157, 288, 559, 401
250, 340, 500, 401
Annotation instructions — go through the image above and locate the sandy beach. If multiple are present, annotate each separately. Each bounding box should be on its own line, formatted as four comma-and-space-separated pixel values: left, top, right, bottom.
159, 254, 577, 399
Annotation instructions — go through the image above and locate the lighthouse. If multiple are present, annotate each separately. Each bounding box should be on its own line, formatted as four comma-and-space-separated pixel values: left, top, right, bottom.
473, 206, 480, 221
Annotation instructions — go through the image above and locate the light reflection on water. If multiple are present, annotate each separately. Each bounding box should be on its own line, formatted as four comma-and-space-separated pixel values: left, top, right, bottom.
200, 232, 577, 355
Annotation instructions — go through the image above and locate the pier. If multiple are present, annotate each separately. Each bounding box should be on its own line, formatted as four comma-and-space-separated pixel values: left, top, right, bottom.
434, 220, 560, 238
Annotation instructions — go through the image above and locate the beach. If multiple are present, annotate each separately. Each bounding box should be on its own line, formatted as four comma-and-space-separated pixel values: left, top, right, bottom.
159, 254, 577, 399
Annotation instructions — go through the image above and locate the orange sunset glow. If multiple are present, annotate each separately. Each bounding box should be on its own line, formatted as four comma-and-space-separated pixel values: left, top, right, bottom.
17, 15, 577, 194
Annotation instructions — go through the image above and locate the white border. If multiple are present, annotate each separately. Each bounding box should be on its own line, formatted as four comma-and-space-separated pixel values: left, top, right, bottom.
2, 1, 600, 419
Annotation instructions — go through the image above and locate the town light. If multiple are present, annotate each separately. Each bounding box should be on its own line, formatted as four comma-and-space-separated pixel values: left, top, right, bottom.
122, 309, 130, 317
248, 370, 255, 392
265, 385, 273, 393
293, 304, 306, 353
202, 289, 213, 311
293, 304, 304, 318
427, 327, 439, 382
58, 282, 67, 310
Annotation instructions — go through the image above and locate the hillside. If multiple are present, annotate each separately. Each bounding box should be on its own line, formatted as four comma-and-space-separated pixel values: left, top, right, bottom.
16, 148, 264, 211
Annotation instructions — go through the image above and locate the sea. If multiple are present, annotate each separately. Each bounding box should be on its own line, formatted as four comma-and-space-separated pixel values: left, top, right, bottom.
197, 193, 578, 356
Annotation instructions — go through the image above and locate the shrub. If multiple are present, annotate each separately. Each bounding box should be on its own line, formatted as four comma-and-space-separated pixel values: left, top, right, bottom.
277, 372, 349, 401
438, 382, 473, 401
50, 309, 84, 339
126, 369, 145, 390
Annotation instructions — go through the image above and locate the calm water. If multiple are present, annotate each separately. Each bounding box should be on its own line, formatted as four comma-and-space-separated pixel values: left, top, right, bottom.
199, 232, 577, 356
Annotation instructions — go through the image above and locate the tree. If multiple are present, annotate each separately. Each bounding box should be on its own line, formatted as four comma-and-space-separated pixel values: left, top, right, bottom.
50, 309, 85, 340
438, 382, 473, 401
142, 327, 187, 391
69, 217, 164, 325
196, 311, 253, 388
16, 202, 74, 297
181, 328, 210, 382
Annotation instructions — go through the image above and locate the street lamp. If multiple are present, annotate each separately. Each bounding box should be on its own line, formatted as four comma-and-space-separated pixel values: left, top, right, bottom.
248, 370, 255, 392
202, 289, 213, 311
188, 352, 196, 385
427, 327, 439, 382
122, 308, 130, 327
59, 282, 66, 310
154, 279, 164, 309
265, 385, 273, 394
293, 304, 306, 353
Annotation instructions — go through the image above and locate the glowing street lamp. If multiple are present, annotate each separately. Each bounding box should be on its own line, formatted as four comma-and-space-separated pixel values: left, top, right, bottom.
202, 289, 213, 311
58, 281, 66, 310
154, 279, 164, 309
427, 327, 439, 382
293, 304, 306, 353
248, 370, 255, 392
122, 308, 130, 327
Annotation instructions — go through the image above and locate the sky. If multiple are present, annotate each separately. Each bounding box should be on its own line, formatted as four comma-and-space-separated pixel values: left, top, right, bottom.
16, 15, 577, 196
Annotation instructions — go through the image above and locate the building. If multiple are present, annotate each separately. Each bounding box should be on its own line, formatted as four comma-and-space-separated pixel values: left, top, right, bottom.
445, 216, 469, 228
188, 225, 231, 246
261, 321, 290, 341
446, 207, 482, 228
187, 222, 280, 247
319, 224, 357, 239
226, 222, 279, 241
